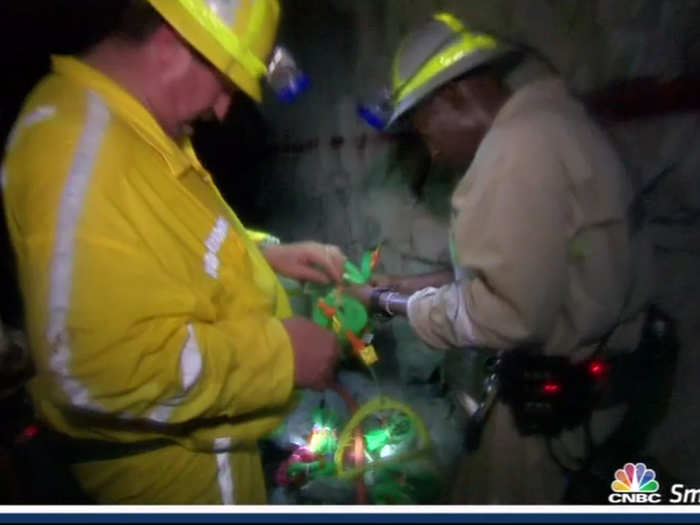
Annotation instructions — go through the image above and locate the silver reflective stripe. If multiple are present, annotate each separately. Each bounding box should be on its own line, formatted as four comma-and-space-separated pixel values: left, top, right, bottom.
6, 105, 57, 151
47, 92, 109, 410
23, 105, 57, 127
148, 324, 203, 423
204, 216, 229, 279
1, 166, 7, 190
180, 324, 203, 391
206, 0, 238, 25
214, 437, 235, 504
148, 400, 174, 423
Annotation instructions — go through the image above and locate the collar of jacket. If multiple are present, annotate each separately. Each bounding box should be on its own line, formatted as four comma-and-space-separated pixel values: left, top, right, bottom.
492, 75, 569, 127
51, 55, 195, 177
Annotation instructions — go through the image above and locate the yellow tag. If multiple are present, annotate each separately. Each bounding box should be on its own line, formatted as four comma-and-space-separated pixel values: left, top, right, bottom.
359, 345, 378, 365
332, 316, 342, 334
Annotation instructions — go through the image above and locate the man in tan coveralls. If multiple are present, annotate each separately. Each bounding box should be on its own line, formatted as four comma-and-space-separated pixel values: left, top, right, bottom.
355, 13, 655, 503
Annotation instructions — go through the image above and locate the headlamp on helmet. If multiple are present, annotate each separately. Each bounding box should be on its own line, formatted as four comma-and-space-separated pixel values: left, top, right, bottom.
146, 0, 308, 103
357, 12, 513, 131
266, 46, 309, 103
357, 87, 394, 131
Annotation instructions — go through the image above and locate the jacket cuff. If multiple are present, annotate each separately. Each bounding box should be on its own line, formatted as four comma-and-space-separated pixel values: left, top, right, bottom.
246, 229, 281, 249
408, 283, 478, 350
407, 287, 450, 350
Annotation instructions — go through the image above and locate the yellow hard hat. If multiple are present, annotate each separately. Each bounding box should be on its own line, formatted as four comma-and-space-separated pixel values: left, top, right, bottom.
358, 13, 516, 130
147, 0, 302, 103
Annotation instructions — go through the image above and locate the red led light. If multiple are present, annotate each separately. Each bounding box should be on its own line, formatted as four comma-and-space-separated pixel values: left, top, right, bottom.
588, 360, 607, 377
542, 382, 562, 395
22, 425, 40, 439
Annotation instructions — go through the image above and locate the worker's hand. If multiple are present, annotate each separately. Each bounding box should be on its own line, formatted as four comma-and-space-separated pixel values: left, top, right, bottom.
263, 242, 347, 284
371, 270, 454, 295
282, 317, 342, 390
369, 273, 401, 290
344, 284, 374, 308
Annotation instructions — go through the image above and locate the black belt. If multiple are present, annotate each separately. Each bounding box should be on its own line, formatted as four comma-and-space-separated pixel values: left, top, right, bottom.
466, 304, 679, 445
25, 425, 172, 464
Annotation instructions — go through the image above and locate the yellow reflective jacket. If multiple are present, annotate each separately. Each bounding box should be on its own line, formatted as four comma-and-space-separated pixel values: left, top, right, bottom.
2, 56, 294, 503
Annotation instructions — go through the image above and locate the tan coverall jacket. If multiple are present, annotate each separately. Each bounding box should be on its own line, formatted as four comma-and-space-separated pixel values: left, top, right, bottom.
407, 77, 654, 503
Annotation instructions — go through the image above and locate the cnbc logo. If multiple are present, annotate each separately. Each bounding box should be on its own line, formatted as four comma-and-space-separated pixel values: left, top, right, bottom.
608, 462, 661, 503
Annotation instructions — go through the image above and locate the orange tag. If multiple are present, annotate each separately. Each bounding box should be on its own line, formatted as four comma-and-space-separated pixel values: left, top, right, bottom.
346, 330, 365, 352
370, 246, 382, 270
318, 299, 336, 318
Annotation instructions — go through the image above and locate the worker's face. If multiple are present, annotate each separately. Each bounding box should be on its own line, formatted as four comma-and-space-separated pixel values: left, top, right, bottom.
410, 77, 495, 168
151, 27, 234, 139
174, 52, 235, 136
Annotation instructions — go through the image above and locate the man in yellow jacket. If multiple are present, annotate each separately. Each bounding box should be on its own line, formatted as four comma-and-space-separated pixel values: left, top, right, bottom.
2, 0, 346, 504
355, 13, 655, 503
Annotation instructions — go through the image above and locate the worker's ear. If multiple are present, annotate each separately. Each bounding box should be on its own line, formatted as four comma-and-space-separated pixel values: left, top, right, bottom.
149, 24, 194, 84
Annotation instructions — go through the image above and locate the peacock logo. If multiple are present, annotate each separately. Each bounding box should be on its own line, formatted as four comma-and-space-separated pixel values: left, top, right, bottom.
608, 462, 662, 503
